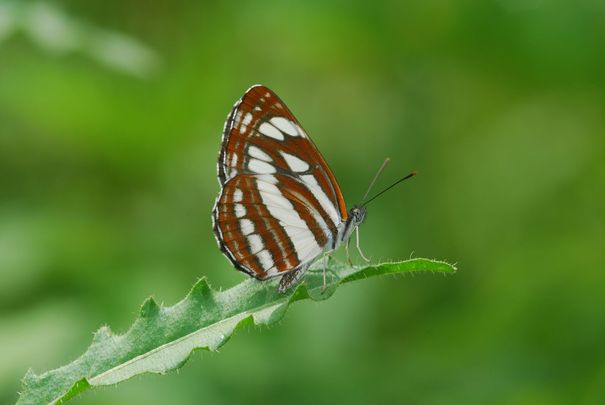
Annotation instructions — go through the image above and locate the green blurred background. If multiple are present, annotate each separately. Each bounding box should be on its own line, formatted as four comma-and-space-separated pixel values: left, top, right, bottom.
1, 1, 604, 404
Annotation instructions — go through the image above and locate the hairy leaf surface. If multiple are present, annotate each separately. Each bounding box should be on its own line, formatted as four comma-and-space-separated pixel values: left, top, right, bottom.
17, 258, 456, 405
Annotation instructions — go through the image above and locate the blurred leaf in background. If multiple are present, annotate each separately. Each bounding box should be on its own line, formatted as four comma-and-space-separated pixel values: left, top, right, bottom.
1, 0, 604, 404
0, 1, 159, 77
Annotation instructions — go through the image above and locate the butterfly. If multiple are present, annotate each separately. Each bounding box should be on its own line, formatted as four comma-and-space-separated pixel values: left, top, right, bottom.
212, 85, 414, 293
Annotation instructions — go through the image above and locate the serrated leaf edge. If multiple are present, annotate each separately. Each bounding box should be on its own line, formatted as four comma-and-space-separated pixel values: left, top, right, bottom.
18, 258, 456, 405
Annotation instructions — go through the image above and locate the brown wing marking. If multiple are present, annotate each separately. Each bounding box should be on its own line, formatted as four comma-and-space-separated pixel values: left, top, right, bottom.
217, 85, 348, 222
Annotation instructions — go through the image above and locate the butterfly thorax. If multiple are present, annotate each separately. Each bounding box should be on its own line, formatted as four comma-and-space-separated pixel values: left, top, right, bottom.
333, 206, 366, 250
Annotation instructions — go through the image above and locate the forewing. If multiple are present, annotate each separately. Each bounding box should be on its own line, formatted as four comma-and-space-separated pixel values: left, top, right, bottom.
213, 173, 329, 279
217, 85, 348, 225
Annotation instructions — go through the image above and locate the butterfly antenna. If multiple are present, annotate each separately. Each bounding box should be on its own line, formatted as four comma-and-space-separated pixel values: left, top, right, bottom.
362, 157, 391, 202
361, 171, 417, 207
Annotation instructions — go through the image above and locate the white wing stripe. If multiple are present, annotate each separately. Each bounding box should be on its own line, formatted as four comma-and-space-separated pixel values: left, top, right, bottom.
300, 174, 340, 227
281, 151, 310, 172
270, 117, 299, 136
233, 188, 243, 202
240, 219, 254, 235
265, 237, 321, 274
234, 204, 246, 218
247, 234, 263, 253
256, 176, 321, 262
259, 122, 284, 140
248, 158, 276, 174
248, 145, 272, 162
257, 249, 274, 270
240, 113, 252, 134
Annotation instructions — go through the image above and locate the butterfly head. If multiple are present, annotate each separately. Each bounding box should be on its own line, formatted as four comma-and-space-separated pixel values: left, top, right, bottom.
349, 206, 367, 227
340, 205, 367, 246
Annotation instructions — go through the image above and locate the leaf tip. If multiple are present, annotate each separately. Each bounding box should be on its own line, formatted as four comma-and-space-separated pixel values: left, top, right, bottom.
92, 325, 114, 344
21, 368, 37, 387
140, 296, 160, 318
189, 277, 213, 301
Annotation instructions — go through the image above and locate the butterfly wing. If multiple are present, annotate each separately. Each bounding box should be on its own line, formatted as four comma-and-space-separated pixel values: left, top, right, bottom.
214, 173, 329, 279
213, 85, 347, 279
217, 85, 347, 223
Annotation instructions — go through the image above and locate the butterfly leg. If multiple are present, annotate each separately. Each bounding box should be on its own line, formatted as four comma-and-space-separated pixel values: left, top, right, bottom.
277, 264, 310, 294
355, 226, 371, 263
345, 238, 353, 266
320, 254, 329, 294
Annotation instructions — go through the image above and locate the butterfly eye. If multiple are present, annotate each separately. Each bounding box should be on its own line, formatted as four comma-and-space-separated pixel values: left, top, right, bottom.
353, 207, 367, 223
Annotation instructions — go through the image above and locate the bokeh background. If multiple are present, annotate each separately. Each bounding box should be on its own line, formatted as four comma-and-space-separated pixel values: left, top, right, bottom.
1, 1, 604, 404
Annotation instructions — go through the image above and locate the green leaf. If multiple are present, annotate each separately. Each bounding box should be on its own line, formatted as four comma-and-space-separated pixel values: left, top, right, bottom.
16, 258, 456, 405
